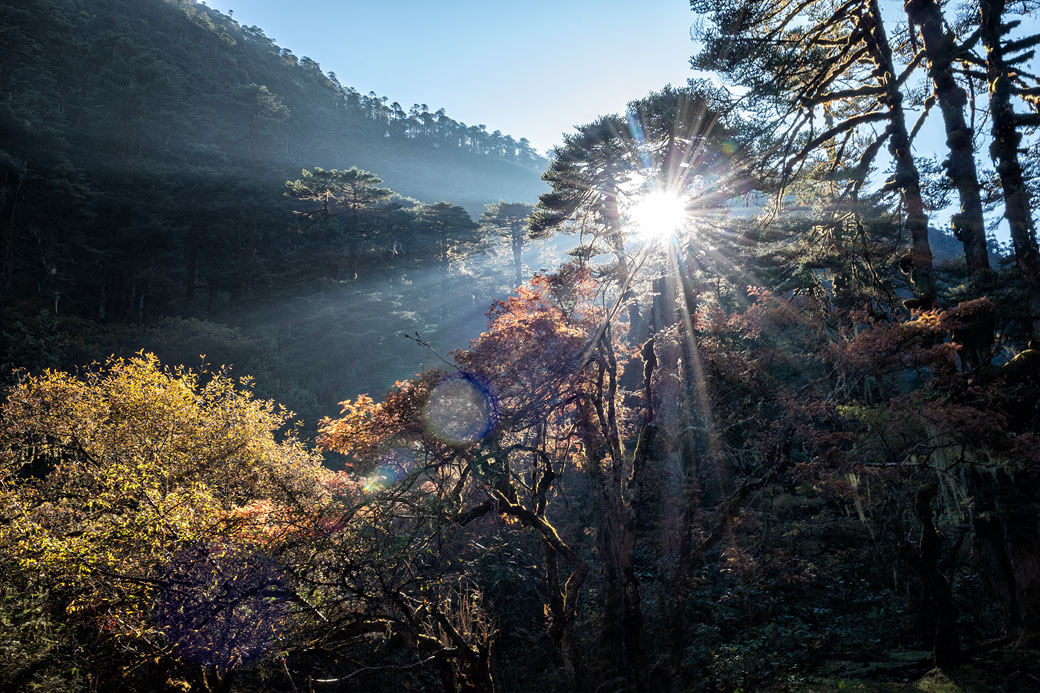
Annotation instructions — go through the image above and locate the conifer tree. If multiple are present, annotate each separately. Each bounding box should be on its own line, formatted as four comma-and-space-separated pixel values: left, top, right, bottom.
480, 201, 534, 288
979, 0, 1040, 340
692, 0, 939, 306
904, 0, 990, 278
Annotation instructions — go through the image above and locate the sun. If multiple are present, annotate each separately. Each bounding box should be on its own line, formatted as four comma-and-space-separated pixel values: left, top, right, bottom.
628, 190, 687, 241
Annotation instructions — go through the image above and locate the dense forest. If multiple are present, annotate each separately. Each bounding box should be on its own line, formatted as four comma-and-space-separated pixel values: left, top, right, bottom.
3, 0, 1040, 691
0, 0, 552, 427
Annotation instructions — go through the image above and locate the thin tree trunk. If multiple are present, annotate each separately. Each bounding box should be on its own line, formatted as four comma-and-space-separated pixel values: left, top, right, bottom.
594, 501, 626, 668
666, 453, 699, 679
666, 265, 705, 677
616, 336, 659, 691
912, 484, 959, 667
905, 0, 990, 276
583, 341, 649, 688
511, 229, 523, 289
973, 485, 1020, 636
980, 0, 1040, 340
543, 542, 587, 686
864, 0, 937, 307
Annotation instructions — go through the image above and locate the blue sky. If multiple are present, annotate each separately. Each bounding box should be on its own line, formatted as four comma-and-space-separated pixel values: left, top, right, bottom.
202, 0, 698, 155
200, 1, 1040, 246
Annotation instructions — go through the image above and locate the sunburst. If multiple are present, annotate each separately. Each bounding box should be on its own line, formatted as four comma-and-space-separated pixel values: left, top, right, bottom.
627, 190, 688, 241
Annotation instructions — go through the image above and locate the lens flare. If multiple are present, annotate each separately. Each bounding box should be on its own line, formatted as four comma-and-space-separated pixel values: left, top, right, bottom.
628, 191, 687, 240
155, 543, 289, 668
423, 372, 498, 445
362, 446, 415, 492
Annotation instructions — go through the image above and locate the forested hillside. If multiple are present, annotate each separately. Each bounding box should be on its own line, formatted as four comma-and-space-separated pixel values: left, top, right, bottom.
0, 0, 546, 312
3, 0, 1040, 692
0, 0, 550, 423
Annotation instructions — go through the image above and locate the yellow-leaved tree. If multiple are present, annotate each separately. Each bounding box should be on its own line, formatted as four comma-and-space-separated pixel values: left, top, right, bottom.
0, 354, 327, 689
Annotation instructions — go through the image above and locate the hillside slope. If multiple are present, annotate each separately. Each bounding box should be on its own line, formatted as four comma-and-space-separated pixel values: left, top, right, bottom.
1, 0, 547, 199
0, 0, 547, 319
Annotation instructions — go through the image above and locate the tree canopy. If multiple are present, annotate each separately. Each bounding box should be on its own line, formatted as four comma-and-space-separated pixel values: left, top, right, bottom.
4, 0, 1040, 691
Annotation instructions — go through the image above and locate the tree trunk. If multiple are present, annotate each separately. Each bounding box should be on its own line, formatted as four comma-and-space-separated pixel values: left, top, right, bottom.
583, 343, 649, 689
905, 0, 990, 277
973, 495, 1020, 635
912, 484, 959, 667
1005, 511, 1040, 648
864, 0, 937, 307
511, 229, 523, 289
677, 248, 723, 506
651, 274, 678, 333
593, 492, 648, 689
543, 542, 587, 686
666, 455, 699, 679
980, 0, 1040, 341
595, 508, 626, 668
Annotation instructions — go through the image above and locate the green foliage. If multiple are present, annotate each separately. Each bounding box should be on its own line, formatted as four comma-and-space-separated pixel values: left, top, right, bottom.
0, 565, 84, 692
0, 354, 332, 688
285, 166, 392, 233
0, 0, 544, 326
0, 310, 69, 371
6, 0, 1040, 690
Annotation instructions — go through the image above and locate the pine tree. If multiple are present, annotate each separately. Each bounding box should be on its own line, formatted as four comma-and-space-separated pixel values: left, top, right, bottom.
480, 201, 534, 289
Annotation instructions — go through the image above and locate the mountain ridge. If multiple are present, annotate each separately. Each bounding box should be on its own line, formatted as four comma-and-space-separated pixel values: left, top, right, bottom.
1, 0, 548, 212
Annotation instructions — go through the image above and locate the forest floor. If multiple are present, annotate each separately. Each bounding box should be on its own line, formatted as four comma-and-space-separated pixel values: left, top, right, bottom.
773, 647, 1040, 691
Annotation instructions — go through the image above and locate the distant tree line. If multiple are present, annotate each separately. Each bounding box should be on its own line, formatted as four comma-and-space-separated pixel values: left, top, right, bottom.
8, 0, 1040, 690
193, 1, 547, 169
0, 0, 545, 336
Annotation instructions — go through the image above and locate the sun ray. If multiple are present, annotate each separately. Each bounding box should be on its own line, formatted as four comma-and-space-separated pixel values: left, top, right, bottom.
666, 241, 728, 497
